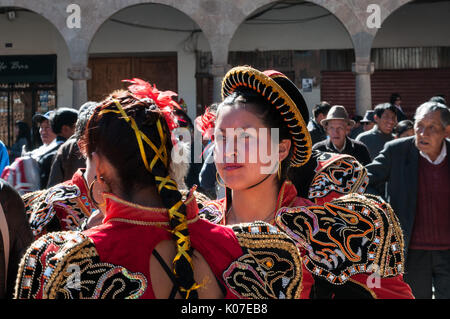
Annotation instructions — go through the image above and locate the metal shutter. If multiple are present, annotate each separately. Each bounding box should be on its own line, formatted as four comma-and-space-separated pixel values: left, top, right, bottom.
321, 68, 450, 118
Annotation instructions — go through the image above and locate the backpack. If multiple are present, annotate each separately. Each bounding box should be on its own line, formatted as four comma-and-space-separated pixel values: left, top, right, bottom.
0, 156, 41, 195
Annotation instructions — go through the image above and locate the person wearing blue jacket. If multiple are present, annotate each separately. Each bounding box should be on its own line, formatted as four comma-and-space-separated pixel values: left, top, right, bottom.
0, 140, 9, 175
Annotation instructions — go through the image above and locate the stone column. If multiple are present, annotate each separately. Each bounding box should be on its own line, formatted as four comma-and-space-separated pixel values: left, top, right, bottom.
352, 59, 375, 116
67, 65, 91, 109
210, 63, 231, 104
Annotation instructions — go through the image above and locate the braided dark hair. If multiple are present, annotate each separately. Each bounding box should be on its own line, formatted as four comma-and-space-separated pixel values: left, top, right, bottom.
81, 90, 199, 299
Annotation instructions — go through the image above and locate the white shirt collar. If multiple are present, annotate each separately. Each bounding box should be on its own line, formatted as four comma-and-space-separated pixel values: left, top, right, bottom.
332, 138, 347, 153
420, 141, 447, 165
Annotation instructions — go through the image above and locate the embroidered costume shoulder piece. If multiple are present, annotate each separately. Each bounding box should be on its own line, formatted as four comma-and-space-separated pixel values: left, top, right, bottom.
23, 171, 94, 239
275, 193, 405, 285
14, 231, 147, 299
308, 153, 368, 205
223, 221, 303, 299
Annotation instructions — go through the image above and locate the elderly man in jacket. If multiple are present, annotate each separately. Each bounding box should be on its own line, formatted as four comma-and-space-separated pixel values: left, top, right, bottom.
366, 101, 450, 299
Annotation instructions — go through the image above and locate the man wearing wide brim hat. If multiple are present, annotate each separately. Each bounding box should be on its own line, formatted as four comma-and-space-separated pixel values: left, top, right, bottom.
320, 105, 356, 128
313, 105, 372, 165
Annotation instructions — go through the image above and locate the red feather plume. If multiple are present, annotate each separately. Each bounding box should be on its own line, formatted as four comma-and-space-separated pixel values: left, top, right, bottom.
123, 78, 181, 131
195, 106, 216, 140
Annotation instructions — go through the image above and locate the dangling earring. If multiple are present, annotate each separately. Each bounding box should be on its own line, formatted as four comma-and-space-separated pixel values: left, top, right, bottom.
89, 176, 106, 208
216, 172, 226, 188
277, 162, 282, 181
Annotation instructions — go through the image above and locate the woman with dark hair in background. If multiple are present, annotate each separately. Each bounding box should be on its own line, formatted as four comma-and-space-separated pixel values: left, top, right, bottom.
9, 121, 31, 162
394, 120, 415, 139
390, 93, 407, 122
15, 79, 304, 299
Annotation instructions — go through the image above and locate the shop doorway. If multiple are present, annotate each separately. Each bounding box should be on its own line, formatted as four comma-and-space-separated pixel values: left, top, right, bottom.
88, 55, 178, 102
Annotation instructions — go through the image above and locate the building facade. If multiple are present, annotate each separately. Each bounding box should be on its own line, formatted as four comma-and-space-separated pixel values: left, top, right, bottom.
0, 0, 449, 146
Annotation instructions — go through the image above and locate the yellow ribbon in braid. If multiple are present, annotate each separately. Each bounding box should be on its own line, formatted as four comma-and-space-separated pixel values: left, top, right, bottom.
99, 100, 168, 169
155, 175, 178, 192
100, 98, 202, 298
180, 282, 204, 299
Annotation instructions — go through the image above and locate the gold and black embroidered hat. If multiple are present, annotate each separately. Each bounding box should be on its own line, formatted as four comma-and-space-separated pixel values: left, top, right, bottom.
221, 66, 312, 167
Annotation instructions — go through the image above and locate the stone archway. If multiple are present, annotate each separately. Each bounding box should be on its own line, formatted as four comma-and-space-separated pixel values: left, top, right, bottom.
85, 1, 219, 118
225, 0, 357, 112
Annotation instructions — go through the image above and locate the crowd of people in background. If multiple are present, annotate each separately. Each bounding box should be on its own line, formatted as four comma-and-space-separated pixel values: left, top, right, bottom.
305, 95, 450, 299
0, 69, 449, 300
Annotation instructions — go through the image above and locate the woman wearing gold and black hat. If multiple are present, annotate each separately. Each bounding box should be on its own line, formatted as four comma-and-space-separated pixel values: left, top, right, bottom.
200, 67, 314, 226
200, 66, 414, 299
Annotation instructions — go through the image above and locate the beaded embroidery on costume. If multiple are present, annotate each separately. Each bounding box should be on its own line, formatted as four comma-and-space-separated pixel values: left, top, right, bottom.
223, 221, 303, 299
15, 231, 147, 299
308, 153, 368, 205
198, 199, 225, 225
179, 189, 211, 210
275, 193, 405, 285
23, 184, 93, 238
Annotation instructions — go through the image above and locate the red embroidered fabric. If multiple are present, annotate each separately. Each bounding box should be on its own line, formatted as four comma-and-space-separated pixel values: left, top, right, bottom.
24, 169, 95, 240
204, 181, 315, 226
84, 190, 243, 299
200, 181, 316, 298
57, 169, 94, 230
200, 179, 414, 299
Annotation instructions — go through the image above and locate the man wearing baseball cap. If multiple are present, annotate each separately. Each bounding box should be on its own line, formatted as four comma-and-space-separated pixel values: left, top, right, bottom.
360, 110, 376, 132
29, 108, 78, 188
33, 111, 57, 149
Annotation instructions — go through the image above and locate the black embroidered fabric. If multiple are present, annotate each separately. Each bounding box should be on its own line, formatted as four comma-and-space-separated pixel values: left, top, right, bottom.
223, 221, 303, 299
15, 231, 147, 299
276, 193, 405, 286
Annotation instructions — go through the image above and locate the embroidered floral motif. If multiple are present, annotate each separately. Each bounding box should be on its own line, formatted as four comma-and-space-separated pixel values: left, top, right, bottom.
223, 222, 303, 299
47, 255, 147, 299
275, 193, 405, 285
